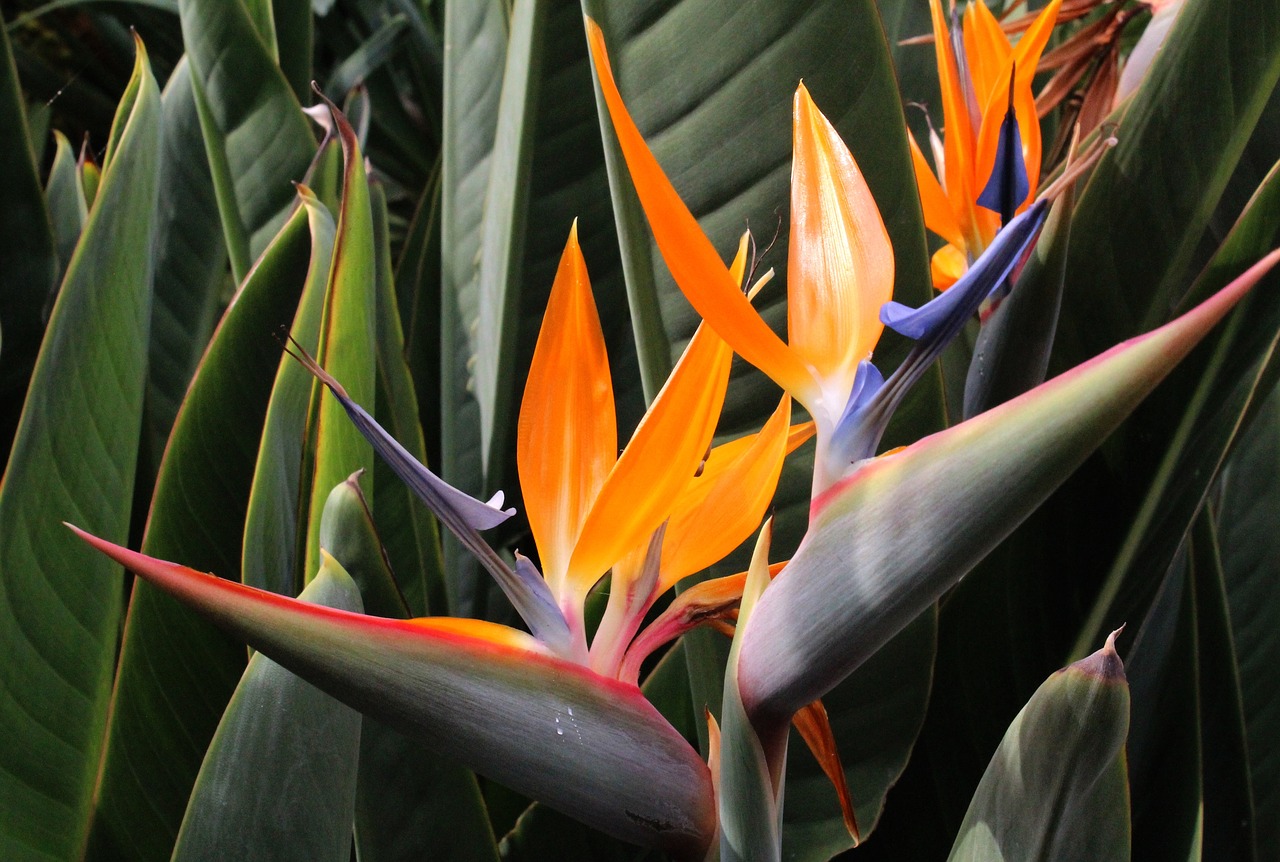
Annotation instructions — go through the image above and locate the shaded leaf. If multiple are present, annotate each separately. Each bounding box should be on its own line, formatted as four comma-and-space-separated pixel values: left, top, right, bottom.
170, 556, 363, 862
83, 194, 319, 862
0, 40, 161, 861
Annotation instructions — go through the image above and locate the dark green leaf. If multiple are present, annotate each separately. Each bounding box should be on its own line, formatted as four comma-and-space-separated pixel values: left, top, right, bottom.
946, 637, 1131, 862
143, 57, 229, 472
170, 557, 363, 862
83, 196, 318, 862
1053, 0, 1280, 369
0, 14, 57, 460
1073, 159, 1280, 656
179, 0, 317, 280
0, 41, 160, 861
1218, 379, 1280, 861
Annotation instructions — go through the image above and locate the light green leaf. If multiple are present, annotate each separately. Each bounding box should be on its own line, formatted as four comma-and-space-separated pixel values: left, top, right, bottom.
170, 556, 363, 862
0, 39, 161, 862
43, 130, 87, 282
241, 191, 337, 597
301, 107, 378, 583
370, 180, 445, 618
720, 525, 782, 862
947, 636, 1131, 862
83, 196, 320, 862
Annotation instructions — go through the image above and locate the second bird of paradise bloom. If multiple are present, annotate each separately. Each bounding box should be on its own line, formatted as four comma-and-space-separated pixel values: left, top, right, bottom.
911, 0, 1063, 289
585, 17, 1054, 494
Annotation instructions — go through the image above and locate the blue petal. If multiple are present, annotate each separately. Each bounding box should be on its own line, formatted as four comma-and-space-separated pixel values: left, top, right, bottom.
881, 200, 1048, 345
976, 105, 1029, 224
288, 350, 585, 656
830, 201, 1050, 470
834, 360, 885, 440
294, 352, 514, 531
513, 553, 578, 658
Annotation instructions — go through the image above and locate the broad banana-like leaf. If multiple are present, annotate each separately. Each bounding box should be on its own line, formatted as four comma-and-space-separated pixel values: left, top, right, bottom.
1073, 159, 1280, 656
170, 556, 362, 862
71, 531, 716, 860
143, 57, 229, 470
179, 0, 317, 279
1051, 0, 1280, 369
947, 633, 1131, 862
0, 38, 160, 862
439, 0, 505, 616
84, 196, 320, 862
736, 251, 1280, 722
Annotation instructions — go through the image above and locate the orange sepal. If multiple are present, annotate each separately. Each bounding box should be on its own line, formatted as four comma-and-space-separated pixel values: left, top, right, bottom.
789, 84, 894, 399
930, 244, 969, 290
568, 320, 732, 598
973, 0, 1062, 203
928, 0, 975, 231
909, 134, 966, 251
963, 0, 1013, 115
793, 700, 859, 843
518, 223, 617, 595
659, 396, 795, 592
585, 18, 816, 405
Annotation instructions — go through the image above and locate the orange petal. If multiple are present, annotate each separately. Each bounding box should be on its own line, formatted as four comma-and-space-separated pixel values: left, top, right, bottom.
963, 0, 1013, 113
789, 84, 894, 402
793, 700, 859, 843
659, 397, 795, 591
928, 0, 976, 234
567, 320, 733, 597
909, 133, 966, 251
585, 19, 816, 404
517, 223, 617, 596
930, 243, 968, 291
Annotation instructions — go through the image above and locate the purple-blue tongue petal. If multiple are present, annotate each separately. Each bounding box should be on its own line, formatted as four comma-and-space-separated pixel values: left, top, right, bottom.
975, 78, 1029, 225
881, 200, 1047, 342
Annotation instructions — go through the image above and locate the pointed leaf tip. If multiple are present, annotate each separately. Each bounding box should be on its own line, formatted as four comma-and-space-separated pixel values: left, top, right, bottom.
1070, 626, 1127, 682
